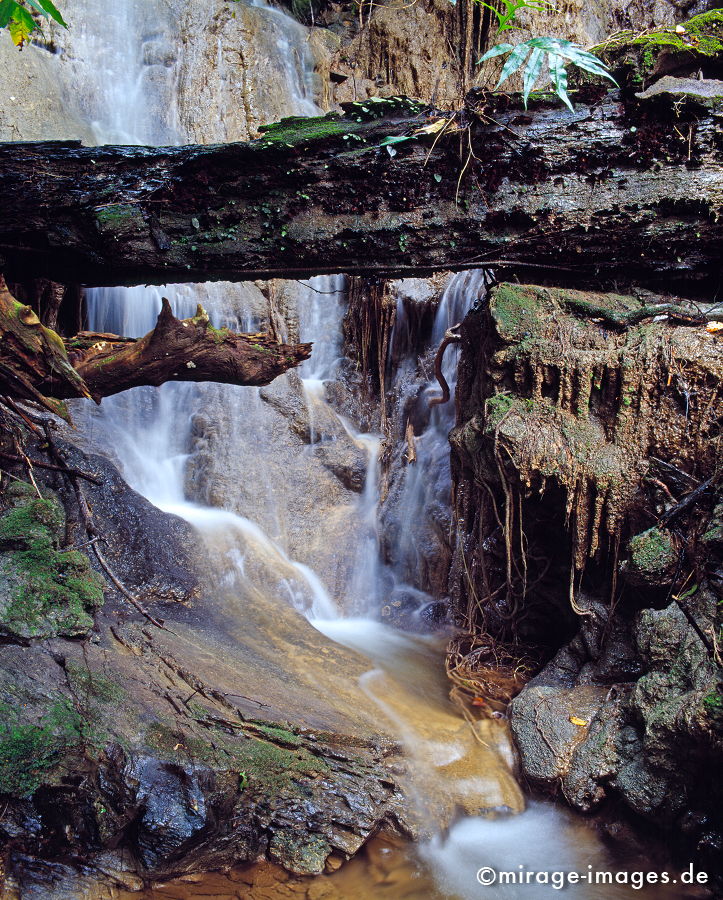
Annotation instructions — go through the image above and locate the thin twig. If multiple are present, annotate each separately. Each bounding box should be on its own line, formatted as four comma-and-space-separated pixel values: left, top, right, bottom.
0, 451, 101, 484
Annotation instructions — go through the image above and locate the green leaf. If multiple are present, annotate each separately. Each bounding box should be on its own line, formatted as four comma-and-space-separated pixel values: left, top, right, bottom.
567, 53, 617, 83
548, 52, 573, 111
527, 36, 567, 52
8, 4, 36, 45
495, 42, 531, 88
379, 135, 414, 146
478, 42, 514, 64
528, 37, 617, 83
0, 0, 18, 28
23, 0, 66, 26
522, 47, 545, 107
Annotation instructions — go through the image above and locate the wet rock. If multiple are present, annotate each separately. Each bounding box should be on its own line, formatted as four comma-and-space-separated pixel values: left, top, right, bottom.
622, 526, 679, 587
0, 429, 409, 895
0, 485, 103, 641
636, 75, 723, 101
53, 437, 202, 605
131, 757, 211, 868
511, 597, 722, 825
510, 683, 610, 806
314, 443, 367, 492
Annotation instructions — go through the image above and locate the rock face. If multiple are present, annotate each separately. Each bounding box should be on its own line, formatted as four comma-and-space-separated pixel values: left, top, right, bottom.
0, 0, 333, 144
0, 438, 408, 895
451, 282, 723, 873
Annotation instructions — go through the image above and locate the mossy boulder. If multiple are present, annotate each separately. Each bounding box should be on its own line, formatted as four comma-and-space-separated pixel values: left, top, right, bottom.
623, 526, 678, 587
0, 486, 104, 640
594, 10, 723, 92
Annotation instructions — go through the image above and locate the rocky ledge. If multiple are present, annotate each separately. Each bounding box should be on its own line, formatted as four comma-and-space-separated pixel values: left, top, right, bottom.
0, 436, 408, 897
450, 282, 723, 879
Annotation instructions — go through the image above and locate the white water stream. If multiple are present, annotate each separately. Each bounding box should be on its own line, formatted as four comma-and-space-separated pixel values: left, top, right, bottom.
47, 2, 678, 897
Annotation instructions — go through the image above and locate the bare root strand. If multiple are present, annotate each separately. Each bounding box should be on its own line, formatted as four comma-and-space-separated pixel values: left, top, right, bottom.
430, 323, 462, 407
0, 450, 101, 484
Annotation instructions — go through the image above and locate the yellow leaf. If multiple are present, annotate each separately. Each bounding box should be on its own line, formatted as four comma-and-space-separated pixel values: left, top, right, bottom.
413, 118, 449, 136
705, 322, 723, 334
569, 716, 589, 727
8, 8, 36, 48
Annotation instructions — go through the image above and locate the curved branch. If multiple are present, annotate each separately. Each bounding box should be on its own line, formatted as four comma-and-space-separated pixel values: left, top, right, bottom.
0, 279, 311, 409
48, 298, 312, 400
429, 324, 462, 407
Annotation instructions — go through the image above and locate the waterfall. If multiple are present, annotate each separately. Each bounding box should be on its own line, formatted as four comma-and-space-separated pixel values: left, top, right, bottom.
38, 3, 643, 896
72, 0, 340, 618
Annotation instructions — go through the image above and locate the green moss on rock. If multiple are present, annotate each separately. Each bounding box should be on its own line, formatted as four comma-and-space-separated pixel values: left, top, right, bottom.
0, 492, 104, 640
95, 203, 147, 236
255, 114, 353, 148
0, 697, 84, 797
625, 527, 678, 586
489, 283, 544, 342
143, 718, 328, 795
594, 10, 723, 87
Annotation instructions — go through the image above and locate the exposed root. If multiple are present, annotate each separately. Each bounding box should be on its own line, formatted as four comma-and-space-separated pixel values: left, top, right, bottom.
429, 323, 462, 407
446, 632, 538, 715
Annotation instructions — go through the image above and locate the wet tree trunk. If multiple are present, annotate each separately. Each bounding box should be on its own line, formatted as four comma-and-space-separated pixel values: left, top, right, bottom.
0, 92, 720, 293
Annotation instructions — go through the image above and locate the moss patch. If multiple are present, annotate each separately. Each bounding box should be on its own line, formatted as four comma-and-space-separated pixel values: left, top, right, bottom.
254, 98, 424, 150
625, 527, 678, 586
594, 10, 723, 88
0, 492, 104, 640
255, 114, 355, 148
143, 719, 329, 795
0, 697, 84, 797
489, 283, 545, 342
95, 203, 147, 236
65, 660, 125, 704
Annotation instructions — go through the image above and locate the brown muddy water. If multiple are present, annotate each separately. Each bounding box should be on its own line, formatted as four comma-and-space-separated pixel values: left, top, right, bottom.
116, 627, 709, 900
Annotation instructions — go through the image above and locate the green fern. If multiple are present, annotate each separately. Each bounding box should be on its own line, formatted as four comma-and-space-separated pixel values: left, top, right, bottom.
475, 0, 554, 32
479, 37, 617, 110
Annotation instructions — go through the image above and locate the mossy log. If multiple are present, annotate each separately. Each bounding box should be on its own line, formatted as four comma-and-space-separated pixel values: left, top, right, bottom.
0, 279, 311, 412
0, 90, 721, 292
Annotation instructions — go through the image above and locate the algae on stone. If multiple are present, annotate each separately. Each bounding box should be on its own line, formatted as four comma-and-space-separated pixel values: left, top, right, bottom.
594, 10, 723, 88
0, 486, 104, 640
624, 526, 678, 586
0, 697, 84, 797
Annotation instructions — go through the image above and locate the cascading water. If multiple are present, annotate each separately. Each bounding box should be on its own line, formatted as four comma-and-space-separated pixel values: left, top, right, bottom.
69, 0, 344, 621
36, 3, 683, 897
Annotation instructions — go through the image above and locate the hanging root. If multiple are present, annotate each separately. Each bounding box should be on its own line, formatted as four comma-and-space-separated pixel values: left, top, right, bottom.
446, 632, 539, 717
429, 323, 462, 407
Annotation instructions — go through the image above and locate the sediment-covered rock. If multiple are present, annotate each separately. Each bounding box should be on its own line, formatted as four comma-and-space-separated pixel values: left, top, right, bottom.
451, 281, 723, 872
0, 437, 409, 896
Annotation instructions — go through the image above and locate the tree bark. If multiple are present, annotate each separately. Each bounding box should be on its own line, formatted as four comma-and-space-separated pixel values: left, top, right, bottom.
0, 92, 720, 293
0, 278, 311, 415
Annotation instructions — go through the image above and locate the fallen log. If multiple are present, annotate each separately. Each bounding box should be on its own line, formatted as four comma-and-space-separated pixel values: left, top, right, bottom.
0, 91, 721, 291
0, 278, 311, 414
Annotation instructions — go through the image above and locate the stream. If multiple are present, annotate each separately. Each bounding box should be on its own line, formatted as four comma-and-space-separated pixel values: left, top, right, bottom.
20, 1, 708, 897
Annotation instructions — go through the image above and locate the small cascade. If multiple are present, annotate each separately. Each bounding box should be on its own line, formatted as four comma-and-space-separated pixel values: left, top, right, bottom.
38, 3, 661, 897
70, 0, 332, 618
397, 270, 486, 576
